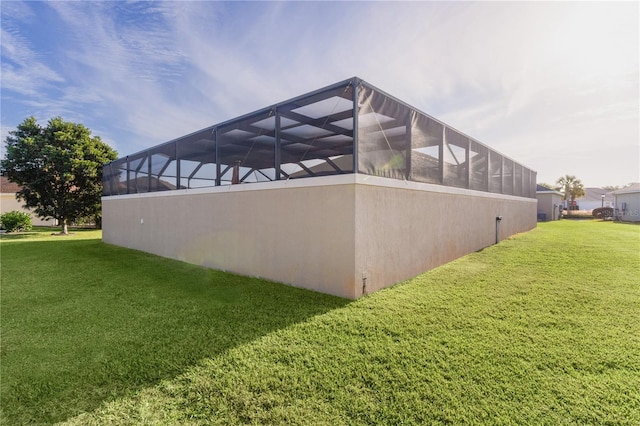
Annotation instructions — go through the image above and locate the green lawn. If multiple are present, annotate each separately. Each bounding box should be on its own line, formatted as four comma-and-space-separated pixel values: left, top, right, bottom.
1, 221, 639, 425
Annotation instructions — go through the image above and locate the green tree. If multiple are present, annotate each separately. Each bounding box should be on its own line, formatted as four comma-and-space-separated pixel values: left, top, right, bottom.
1, 117, 118, 234
555, 175, 586, 209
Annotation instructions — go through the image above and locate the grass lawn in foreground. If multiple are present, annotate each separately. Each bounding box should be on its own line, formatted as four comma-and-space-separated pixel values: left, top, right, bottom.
1, 220, 639, 424
0, 228, 347, 424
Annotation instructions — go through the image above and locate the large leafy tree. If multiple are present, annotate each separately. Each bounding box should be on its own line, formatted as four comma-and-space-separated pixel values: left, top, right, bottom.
555, 174, 586, 209
1, 117, 118, 234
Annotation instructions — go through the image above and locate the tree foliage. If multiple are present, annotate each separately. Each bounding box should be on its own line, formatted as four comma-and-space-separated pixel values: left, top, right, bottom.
1, 117, 117, 234
555, 175, 586, 206
602, 185, 620, 191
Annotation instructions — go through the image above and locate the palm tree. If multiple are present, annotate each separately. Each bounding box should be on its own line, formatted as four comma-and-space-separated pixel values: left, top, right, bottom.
556, 175, 585, 210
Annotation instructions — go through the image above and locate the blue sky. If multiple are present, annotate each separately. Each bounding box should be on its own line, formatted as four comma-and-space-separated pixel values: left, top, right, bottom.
1, 1, 638, 187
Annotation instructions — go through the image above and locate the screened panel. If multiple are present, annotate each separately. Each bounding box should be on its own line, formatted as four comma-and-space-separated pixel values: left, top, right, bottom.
489, 152, 502, 194
126, 152, 149, 193
176, 128, 216, 189
469, 140, 488, 192
443, 127, 469, 189
102, 77, 536, 198
102, 159, 126, 196
189, 163, 218, 188
503, 158, 514, 195
218, 110, 275, 185
278, 84, 354, 179
117, 159, 128, 195
101, 164, 110, 196
410, 113, 442, 184
522, 166, 531, 198
514, 163, 523, 197
358, 84, 410, 180
529, 170, 537, 198
149, 142, 177, 192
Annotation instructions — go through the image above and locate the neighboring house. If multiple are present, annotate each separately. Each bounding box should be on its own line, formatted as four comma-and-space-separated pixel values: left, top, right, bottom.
613, 183, 640, 223
0, 176, 54, 226
536, 185, 563, 221
572, 187, 615, 211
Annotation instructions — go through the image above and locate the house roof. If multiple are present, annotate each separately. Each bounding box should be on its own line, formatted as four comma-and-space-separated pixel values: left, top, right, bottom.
613, 182, 640, 195
536, 184, 554, 192
536, 184, 562, 195
577, 187, 615, 202
0, 176, 22, 194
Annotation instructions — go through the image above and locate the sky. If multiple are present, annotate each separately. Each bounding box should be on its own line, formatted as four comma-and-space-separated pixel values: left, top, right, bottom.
1, 1, 638, 188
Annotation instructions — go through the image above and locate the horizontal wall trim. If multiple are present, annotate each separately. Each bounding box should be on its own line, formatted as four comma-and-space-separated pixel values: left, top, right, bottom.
102, 173, 536, 203
355, 175, 539, 203
102, 174, 358, 200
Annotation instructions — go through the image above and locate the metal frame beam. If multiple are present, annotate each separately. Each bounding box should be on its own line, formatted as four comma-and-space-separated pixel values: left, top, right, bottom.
325, 157, 346, 174
275, 109, 281, 180
353, 81, 359, 173
296, 161, 317, 177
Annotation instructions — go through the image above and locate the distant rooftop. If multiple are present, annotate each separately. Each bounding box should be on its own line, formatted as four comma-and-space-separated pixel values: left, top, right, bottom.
612, 183, 640, 194
536, 184, 556, 192
0, 176, 22, 194
580, 187, 615, 202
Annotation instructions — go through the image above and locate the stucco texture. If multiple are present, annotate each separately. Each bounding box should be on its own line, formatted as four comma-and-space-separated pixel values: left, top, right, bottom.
103, 175, 536, 299
354, 179, 537, 297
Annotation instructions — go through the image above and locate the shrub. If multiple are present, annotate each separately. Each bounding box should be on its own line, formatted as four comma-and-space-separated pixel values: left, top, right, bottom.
93, 214, 102, 229
562, 210, 593, 220
592, 207, 614, 219
0, 211, 33, 232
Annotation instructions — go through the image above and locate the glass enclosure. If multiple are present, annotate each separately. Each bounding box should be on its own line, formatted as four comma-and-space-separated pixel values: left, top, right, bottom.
103, 77, 536, 198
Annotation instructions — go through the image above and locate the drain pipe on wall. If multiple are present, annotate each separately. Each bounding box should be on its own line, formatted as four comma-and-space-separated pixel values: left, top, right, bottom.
495, 216, 503, 244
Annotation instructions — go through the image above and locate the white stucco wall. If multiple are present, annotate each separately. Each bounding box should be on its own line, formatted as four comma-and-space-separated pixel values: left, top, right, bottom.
103, 176, 358, 298
354, 177, 537, 296
103, 174, 537, 299
614, 191, 640, 222
536, 191, 563, 221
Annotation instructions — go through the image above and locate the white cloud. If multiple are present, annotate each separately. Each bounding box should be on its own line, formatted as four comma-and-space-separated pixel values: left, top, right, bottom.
0, 0, 33, 22
1, 1, 637, 186
0, 28, 65, 96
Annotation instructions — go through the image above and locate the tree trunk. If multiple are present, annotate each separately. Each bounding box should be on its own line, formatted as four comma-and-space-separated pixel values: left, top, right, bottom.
62, 219, 68, 235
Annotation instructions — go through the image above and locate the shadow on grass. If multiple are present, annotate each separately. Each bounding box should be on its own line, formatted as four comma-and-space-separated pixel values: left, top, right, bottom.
1, 237, 350, 424
613, 220, 640, 226
0, 231, 44, 240
0, 227, 98, 241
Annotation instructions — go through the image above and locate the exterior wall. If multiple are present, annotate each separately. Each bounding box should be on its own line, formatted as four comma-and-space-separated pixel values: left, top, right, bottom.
103, 176, 358, 298
0, 193, 54, 226
536, 192, 563, 221
354, 176, 537, 297
103, 175, 537, 299
577, 199, 613, 211
614, 191, 640, 222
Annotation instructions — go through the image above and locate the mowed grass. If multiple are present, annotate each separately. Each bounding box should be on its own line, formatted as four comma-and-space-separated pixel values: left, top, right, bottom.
0, 228, 348, 424
2, 221, 639, 425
